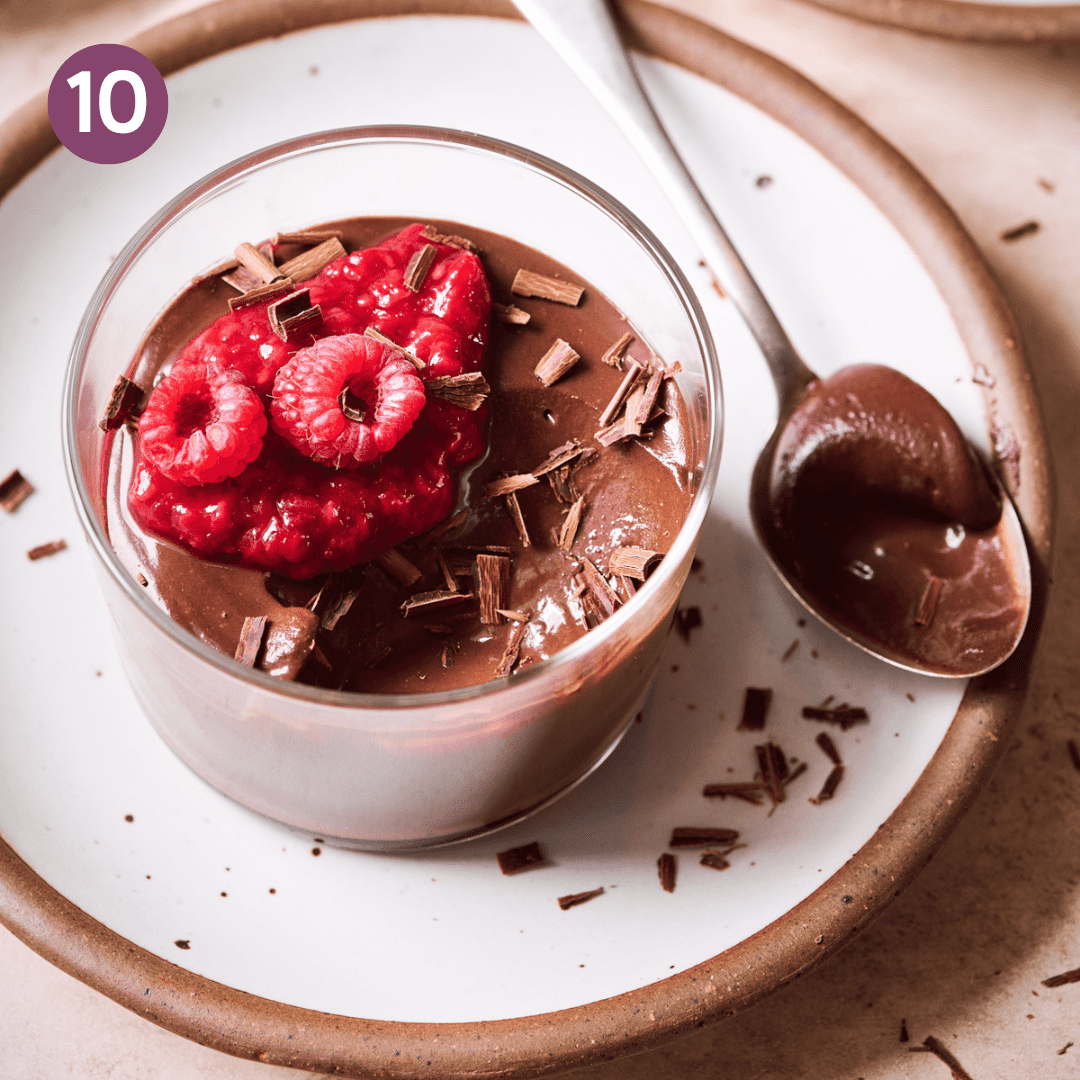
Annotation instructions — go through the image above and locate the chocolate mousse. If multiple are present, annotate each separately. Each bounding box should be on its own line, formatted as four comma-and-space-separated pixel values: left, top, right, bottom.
765, 363, 1026, 675
104, 219, 696, 694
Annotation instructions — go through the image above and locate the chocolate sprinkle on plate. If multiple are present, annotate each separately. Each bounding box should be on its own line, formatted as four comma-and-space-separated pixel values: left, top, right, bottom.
802, 705, 869, 730
0, 469, 33, 512
27, 539, 66, 561
739, 687, 772, 731
815, 731, 842, 766
496, 841, 547, 875
1042, 966, 1080, 988
657, 852, 676, 893
557, 887, 604, 910
669, 827, 739, 849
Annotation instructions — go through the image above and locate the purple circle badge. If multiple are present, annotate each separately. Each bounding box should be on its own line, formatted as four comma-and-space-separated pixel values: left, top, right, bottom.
48, 44, 168, 165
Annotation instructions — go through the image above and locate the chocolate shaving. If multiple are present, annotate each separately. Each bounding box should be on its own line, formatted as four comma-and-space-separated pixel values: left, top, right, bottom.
363, 326, 425, 369
810, 764, 845, 804
496, 608, 530, 622
669, 827, 739, 848
421, 509, 468, 547
485, 473, 539, 498
580, 557, 620, 619
595, 419, 631, 447
909, 1036, 976, 1080
784, 761, 808, 786
657, 852, 676, 893
816, 732, 842, 766
492, 302, 530, 325
440, 643, 454, 668
601, 331, 634, 369
915, 575, 944, 628
308, 569, 364, 631
756, 742, 787, 806
234, 615, 267, 667
597, 361, 645, 428
1042, 966, 1080, 988
607, 546, 661, 581
227, 278, 294, 309
425, 372, 490, 410
373, 548, 423, 588
494, 620, 528, 677
802, 705, 869, 730
900, 1019, 909, 1043
273, 229, 344, 245
420, 224, 479, 252
557, 496, 585, 551
534, 339, 580, 387
557, 887, 603, 910
404, 244, 437, 292
532, 440, 584, 478
504, 491, 531, 548
674, 606, 702, 642
1000, 220, 1040, 242
476, 553, 511, 624
233, 242, 282, 285
99, 375, 144, 431
702, 782, 766, 805
221, 264, 267, 294
512, 269, 584, 306
739, 687, 772, 731
497, 841, 547, 875
436, 549, 459, 593
137, 572, 148, 587
400, 590, 471, 617
615, 575, 637, 604
630, 366, 664, 428
621, 383, 647, 439
27, 539, 66, 561
781, 639, 799, 661
0, 469, 33, 512
278, 237, 346, 283
700, 851, 731, 871
268, 288, 322, 342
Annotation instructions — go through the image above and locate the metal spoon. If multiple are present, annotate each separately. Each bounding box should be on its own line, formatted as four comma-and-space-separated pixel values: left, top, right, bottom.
513, 0, 1031, 677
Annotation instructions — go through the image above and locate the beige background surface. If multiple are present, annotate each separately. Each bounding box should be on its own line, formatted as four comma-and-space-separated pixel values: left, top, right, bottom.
2, 1, 1079, 1077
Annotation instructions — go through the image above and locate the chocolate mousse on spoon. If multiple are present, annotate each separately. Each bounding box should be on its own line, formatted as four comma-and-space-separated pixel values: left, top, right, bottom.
515, 0, 1031, 676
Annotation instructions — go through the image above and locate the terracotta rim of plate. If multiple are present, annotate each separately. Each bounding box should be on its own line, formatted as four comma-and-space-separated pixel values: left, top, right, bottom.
801, 0, 1080, 42
0, 1, 1054, 1076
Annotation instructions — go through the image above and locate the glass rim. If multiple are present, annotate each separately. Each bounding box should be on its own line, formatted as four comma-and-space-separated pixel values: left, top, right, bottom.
62, 124, 724, 713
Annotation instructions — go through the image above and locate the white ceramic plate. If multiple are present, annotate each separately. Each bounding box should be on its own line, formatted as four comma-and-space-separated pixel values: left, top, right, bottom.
0, 11, 1004, 1026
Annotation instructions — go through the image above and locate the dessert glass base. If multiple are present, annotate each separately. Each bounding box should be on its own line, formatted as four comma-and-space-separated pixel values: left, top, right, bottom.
64, 127, 722, 849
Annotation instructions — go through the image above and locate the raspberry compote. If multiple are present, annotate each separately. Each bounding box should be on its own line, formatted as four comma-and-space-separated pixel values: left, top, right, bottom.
106, 219, 695, 693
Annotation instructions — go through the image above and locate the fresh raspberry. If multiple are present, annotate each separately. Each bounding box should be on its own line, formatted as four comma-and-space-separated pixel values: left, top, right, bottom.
270, 334, 426, 468
129, 224, 491, 577
138, 362, 267, 485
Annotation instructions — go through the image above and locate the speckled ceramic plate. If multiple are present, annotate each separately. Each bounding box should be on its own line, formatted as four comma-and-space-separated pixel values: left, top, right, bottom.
0, 2, 1051, 1077
801, 0, 1080, 42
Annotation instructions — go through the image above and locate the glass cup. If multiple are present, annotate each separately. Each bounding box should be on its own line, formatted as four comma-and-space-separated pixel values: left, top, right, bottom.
63, 127, 722, 850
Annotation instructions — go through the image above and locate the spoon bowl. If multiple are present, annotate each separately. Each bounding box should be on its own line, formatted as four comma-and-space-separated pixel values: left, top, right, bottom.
514, 0, 1032, 676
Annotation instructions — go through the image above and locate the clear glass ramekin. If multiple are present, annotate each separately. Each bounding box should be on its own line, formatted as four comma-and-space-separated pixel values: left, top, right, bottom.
63, 126, 723, 850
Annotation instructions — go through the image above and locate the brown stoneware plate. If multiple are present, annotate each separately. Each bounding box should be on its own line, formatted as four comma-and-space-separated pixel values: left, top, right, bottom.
800, 0, 1080, 42
0, 1, 1052, 1076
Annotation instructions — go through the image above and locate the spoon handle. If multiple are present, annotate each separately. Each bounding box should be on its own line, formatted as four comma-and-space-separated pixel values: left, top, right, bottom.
513, 0, 816, 406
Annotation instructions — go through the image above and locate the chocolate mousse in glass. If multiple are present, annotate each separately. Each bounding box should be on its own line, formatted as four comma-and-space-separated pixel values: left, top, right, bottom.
64, 128, 722, 850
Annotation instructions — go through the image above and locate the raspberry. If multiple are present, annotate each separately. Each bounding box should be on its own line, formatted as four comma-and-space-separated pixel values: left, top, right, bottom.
129, 224, 491, 577
138, 362, 267, 485
271, 334, 427, 468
